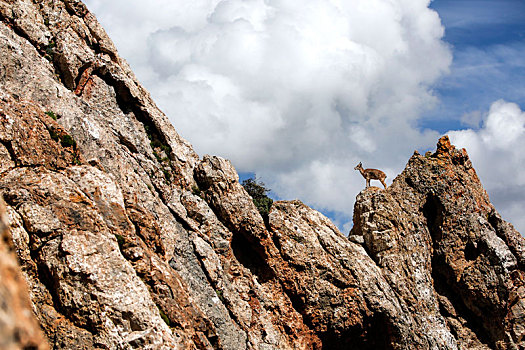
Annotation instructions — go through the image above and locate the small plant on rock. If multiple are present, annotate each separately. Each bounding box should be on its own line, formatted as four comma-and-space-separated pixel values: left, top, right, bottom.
114, 234, 125, 251
60, 134, 76, 148
44, 39, 55, 61
241, 176, 273, 219
157, 305, 173, 327
192, 185, 201, 197
45, 111, 58, 120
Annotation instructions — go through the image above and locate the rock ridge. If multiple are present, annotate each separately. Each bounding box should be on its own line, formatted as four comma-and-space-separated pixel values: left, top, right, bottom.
0, 1, 523, 349
352, 136, 524, 349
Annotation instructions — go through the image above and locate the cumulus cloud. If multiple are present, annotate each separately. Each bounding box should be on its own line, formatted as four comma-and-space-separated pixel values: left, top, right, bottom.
84, 0, 452, 231
448, 100, 525, 233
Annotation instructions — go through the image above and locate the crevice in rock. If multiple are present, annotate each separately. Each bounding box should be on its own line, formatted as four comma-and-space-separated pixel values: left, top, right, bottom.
464, 241, 482, 262
269, 230, 282, 256
433, 274, 492, 348
30, 246, 64, 317
74, 62, 91, 86
361, 311, 397, 350
0, 139, 17, 166
313, 314, 389, 350
231, 231, 276, 284
91, 70, 181, 184
487, 211, 508, 244
362, 287, 412, 349
116, 132, 138, 154
262, 213, 271, 231
195, 187, 277, 287
189, 237, 246, 341
422, 193, 492, 348
96, 71, 171, 156
0, 12, 38, 52
422, 193, 444, 243
164, 202, 195, 234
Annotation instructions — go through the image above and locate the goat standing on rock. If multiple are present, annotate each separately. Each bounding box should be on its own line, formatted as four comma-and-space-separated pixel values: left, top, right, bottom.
354, 162, 387, 189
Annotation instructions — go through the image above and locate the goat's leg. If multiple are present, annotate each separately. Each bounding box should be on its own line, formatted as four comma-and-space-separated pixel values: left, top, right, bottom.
381, 179, 387, 189
366, 179, 370, 188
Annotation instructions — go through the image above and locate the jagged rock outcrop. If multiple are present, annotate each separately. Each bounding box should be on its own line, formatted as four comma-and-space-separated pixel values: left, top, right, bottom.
0, 198, 49, 349
351, 136, 525, 349
0, 1, 523, 349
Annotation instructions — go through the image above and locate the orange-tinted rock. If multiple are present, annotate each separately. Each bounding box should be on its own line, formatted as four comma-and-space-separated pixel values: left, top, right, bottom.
0, 198, 49, 350
0, 0, 523, 349
352, 136, 525, 349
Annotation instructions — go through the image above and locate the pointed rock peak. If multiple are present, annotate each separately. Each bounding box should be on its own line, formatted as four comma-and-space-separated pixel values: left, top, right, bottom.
1, 1, 525, 349
353, 136, 525, 348
436, 135, 454, 156
429, 135, 471, 167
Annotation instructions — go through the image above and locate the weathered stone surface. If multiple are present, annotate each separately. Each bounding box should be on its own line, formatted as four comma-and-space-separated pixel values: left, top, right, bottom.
269, 200, 419, 349
2, 167, 183, 349
0, 1, 524, 349
195, 155, 323, 349
0, 197, 49, 349
351, 136, 525, 349
196, 155, 418, 349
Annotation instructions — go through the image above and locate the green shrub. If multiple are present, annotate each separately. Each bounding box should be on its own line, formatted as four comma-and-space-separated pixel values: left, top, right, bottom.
157, 306, 172, 327
150, 139, 162, 148
192, 185, 201, 197
72, 155, 81, 165
60, 134, 76, 148
114, 234, 125, 250
44, 40, 55, 61
160, 144, 171, 154
152, 151, 162, 162
162, 169, 172, 181
241, 177, 273, 219
45, 111, 57, 120
144, 124, 151, 138
216, 289, 225, 303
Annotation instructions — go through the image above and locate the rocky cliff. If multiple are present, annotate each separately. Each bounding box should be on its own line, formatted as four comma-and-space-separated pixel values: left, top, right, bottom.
0, 1, 523, 349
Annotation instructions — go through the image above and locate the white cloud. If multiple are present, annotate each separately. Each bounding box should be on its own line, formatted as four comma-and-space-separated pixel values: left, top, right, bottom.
448, 100, 525, 234
460, 110, 482, 128
84, 0, 452, 231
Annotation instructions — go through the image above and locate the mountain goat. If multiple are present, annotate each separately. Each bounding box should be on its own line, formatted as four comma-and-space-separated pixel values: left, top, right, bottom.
354, 162, 387, 189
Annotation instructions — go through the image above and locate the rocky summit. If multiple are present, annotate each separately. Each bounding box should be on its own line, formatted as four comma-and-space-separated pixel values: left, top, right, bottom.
0, 1, 523, 349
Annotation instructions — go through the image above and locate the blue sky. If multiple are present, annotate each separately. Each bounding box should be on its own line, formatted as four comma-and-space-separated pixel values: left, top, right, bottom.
84, 0, 525, 234
423, 0, 525, 132
420, 1, 525, 235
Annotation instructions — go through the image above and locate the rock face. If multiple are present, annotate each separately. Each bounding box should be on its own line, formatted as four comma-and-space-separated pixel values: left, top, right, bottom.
0, 198, 49, 349
351, 136, 525, 349
0, 1, 523, 349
